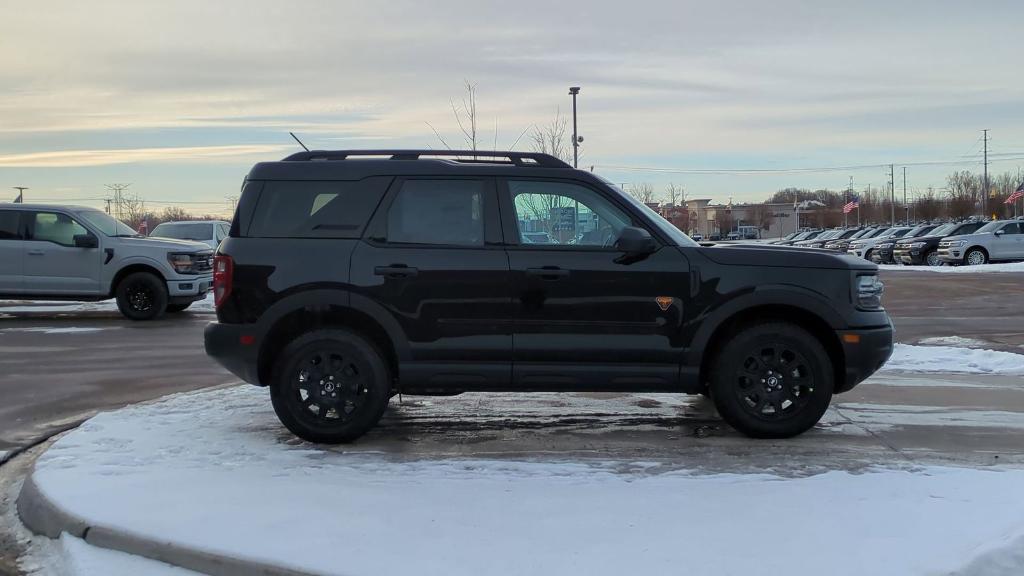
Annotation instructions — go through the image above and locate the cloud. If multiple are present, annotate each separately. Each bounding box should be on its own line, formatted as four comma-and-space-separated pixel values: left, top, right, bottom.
0, 145, 290, 168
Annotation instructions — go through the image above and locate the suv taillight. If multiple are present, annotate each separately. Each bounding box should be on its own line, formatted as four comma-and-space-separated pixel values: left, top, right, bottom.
213, 255, 233, 308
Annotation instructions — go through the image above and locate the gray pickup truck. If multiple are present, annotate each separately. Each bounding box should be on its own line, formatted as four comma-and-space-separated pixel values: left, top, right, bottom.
0, 203, 213, 320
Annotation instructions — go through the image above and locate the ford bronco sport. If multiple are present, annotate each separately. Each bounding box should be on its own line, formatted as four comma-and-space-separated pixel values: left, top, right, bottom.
205, 150, 894, 442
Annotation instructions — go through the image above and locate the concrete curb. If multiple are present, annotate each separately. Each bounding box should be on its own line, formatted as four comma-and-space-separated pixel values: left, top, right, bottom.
17, 464, 320, 576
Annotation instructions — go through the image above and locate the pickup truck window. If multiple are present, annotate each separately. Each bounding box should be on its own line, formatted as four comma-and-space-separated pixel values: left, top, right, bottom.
0, 210, 19, 239
29, 212, 89, 247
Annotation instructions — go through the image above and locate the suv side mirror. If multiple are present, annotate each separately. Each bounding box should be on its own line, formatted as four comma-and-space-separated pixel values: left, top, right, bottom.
74, 233, 98, 248
994, 229, 1004, 236
614, 226, 656, 255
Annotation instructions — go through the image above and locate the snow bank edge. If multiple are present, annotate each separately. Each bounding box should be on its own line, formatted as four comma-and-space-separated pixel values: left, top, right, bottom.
17, 466, 318, 576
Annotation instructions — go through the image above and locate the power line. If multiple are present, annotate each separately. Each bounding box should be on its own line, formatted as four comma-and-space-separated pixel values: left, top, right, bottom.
593, 155, 1024, 176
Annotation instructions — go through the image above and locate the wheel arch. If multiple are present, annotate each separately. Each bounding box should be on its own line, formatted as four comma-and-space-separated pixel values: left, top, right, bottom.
109, 264, 167, 297
689, 296, 845, 394
965, 245, 989, 262
255, 290, 409, 387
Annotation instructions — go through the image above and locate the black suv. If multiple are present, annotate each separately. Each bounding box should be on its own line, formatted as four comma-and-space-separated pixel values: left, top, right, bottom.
205, 150, 893, 442
892, 221, 985, 266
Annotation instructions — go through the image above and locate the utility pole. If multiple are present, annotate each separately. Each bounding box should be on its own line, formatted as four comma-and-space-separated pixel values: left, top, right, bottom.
982, 129, 989, 219
903, 167, 908, 224
889, 164, 895, 226
104, 198, 112, 214
568, 86, 581, 168
13, 186, 28, 203
845, 176, 853, 227
105, 183, 131, 220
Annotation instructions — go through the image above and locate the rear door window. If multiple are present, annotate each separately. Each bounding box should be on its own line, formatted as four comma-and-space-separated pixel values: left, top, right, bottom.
385, 179, 485, 246
0, 210, 20, 239
248, 177, 390, 238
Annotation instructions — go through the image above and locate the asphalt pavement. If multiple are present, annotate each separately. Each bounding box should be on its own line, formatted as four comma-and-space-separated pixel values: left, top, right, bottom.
0, 269, 1022, 456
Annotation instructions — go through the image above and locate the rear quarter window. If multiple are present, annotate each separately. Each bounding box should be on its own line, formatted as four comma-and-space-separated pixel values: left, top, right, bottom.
247, 177, 391, 238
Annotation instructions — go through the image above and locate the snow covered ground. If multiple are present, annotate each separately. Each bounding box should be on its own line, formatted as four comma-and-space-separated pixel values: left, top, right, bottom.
884, 343, 1024, 374
21, 534, 200, 576
0, 292, 214, 314
26, 385, 1024, 576
879, 261, 1024, 273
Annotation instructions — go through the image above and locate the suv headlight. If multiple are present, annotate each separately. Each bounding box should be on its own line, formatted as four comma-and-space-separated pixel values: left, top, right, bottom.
947, 240, 966, 247
168, 252, 199, 274
877, 242, 893, 249
855, 274, 884, 309
909, 242, 926, 249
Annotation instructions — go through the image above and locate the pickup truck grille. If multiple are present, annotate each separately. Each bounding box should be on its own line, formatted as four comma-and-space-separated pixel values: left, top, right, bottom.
194, 252, 214, 273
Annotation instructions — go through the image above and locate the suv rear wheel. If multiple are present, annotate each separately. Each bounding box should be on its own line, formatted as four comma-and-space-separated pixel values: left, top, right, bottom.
115, 272, 168, 321
270, 329, 391, 443
709, 322, 833, 438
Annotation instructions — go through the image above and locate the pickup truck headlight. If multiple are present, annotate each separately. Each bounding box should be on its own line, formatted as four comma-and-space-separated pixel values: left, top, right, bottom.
168, 252, 199, 274
856, 274, 884, 309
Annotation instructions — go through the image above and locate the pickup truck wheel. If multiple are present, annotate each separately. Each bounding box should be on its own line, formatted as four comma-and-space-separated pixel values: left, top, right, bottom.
709, 322, 833, 438
166, 302, 192, 313
965, 248, 987, 266
270, 329, 391, 444
115, 272, 168, 321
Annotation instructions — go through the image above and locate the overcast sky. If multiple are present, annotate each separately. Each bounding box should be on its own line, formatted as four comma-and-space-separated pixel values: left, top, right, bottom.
1, 0, 1022, 212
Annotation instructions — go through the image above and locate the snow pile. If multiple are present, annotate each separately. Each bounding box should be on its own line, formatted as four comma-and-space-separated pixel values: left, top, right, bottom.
0, 292, 214, 314
0, 326, 107, 335
884, 343, 1024, 374
917, 336, 990, 348
30, 386, 1024, 576
55, 535, 199, 576
879, 261, 1024, 273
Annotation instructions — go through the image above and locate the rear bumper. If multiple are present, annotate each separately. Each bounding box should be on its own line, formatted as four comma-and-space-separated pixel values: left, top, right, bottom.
204, 321, 262, 384
836, 321, 894, 393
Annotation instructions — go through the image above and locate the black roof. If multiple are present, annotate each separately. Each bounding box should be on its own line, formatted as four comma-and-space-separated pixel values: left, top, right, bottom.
248, 149, 578, 181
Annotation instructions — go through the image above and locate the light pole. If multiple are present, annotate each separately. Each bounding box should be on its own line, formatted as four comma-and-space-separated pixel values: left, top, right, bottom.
569, 86, 581, 168
13, 186, 27, 203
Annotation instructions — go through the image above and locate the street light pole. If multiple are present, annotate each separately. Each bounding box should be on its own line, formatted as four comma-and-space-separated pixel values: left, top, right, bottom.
13, 186, 27, 203
568, 86, 580, 168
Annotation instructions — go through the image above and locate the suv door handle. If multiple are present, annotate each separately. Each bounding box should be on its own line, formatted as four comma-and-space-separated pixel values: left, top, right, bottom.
525, 267, 570, 280
374, 265, 418, 279
27, 249, 45, 256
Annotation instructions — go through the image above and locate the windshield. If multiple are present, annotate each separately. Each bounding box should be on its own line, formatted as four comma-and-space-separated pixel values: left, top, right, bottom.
151, 222, 213, 241
928, 223, 956, 237
974, 221, 1002, 234
76, 209, 139, 237
850, 228, 872, 239
597, 177, 699, 247
905, 225, 934, 237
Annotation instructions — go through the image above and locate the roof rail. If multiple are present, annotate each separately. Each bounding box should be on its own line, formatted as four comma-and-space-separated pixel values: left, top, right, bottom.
280, 149, 572, 168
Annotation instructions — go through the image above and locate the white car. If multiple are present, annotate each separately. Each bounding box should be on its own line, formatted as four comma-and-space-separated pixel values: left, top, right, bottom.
847, 227, 912, 260
150, 220, 231, 250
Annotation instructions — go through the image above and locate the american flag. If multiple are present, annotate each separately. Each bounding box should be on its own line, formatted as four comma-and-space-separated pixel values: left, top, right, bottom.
138, 218, 149, 235
1005, 182, 1024, 204
843, 195, 860, 214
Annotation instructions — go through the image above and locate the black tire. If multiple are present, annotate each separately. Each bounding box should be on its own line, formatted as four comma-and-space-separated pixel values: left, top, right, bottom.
166, 302, 192, 313
115, 272, 168, 321
270, 329, 391, 443
863, 249, 873, 261
708, 322, 833, 439
964, 248, 987, 266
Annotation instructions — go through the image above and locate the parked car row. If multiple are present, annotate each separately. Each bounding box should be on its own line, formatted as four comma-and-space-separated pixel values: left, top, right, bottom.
768, 218, 1024, 266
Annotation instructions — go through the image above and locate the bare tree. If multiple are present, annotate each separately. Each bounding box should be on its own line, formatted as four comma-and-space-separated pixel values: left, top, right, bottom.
114, 191, 147, 229
665, 183, 685, 207
628, 183, 657, 204
530, 109, 570, 163
161, 206, 191, 222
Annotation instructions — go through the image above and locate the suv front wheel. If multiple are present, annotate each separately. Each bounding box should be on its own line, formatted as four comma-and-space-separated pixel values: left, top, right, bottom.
270, 329, 392, 443
115, 272, 168, 321
709, 322, 833, 438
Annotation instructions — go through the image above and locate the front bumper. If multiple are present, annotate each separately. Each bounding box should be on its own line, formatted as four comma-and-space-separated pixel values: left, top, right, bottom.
846, 247, 868, 259
167, 273, 213, 300
204, 321, 261, 384
892, 247, 924, 265
937, 245, 963, 263
836, 321, 894, 393
870, 248, 893, 264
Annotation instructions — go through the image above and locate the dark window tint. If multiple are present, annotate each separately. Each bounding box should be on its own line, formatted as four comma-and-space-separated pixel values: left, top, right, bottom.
248, 177, 390, 238
1002, 223, 1021, 234
386, 180, 484, 246
0, 210, 19, 239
